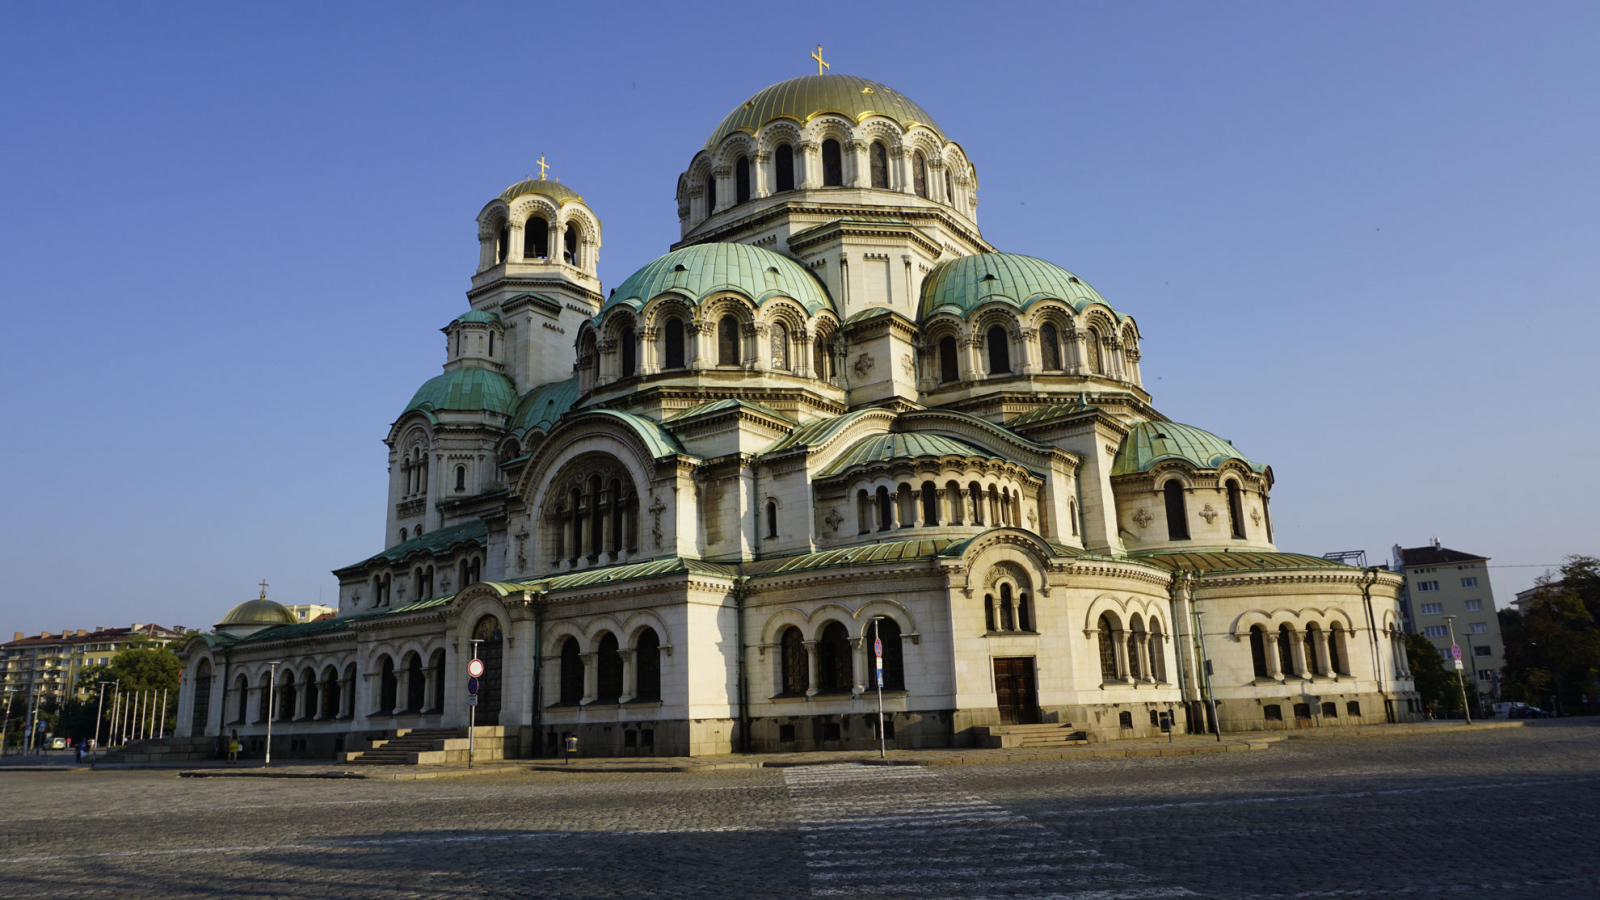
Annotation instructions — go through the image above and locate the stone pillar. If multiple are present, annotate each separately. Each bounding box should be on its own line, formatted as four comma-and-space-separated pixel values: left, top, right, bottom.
797, 141, 817, 189
639, 326, 659, 375
392, 669, 408, 716
1067, 331, 1088, 375
508, 223, 525, 262
711, 165, 731, 214
1018, 327, 1040, 375
581, 652, 597, 704
1288, 631, 1309, 679
846, 140, 866, 187
804, 641, 819, 697
1313, 630, 1331, 677
1113, 630, 1130, 680
687, 321, 707, 371
478, 229, 496, 271
550, 218, 566, 265
422, 668, 438, 712
619, 649, 636, 704
753, 150, 771, 198
1263, 631, 1283, 678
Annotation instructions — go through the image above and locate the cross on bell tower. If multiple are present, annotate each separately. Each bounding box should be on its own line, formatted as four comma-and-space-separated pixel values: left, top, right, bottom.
811, 45, 829, 75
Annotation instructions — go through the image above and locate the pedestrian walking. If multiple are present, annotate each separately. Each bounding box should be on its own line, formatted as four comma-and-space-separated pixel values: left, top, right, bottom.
75, 741, 85, 764
228, 730, 239, 764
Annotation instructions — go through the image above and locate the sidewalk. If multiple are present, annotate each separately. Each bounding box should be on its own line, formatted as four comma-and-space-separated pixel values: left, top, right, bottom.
1232, 719, 1526, 741
167, 733, 1280, 780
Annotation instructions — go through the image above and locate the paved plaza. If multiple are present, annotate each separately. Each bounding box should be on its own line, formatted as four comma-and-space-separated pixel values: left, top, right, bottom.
0, 722, 1596, 899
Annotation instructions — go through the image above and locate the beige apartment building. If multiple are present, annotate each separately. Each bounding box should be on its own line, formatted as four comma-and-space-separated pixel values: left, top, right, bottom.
1393, 542, 1504, 702
0, 624, 188, 707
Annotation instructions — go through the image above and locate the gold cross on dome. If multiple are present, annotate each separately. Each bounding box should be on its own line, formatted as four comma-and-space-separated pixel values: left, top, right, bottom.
812, 45, 829, 75
258, 579, 269, 599
536, 155, 549, 179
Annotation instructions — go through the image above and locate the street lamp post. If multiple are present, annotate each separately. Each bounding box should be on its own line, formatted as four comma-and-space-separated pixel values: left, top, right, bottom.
468, 639, 482, 769
1443, 616, 1472, 725
93, 681, 114, 764
1193, 611, 1223, 742
265, 661, 279, 767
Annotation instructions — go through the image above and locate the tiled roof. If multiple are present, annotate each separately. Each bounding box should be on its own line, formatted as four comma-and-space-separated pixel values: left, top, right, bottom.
763, 409, 884, 454
818, 432, 995, 477
1006, 400, 1099, 429
401, 366, 518, 419
665, 398, 793, 424
334, 520, 488, 574
1399, 546, 1487, 566
1135, 551, 1351, 574
509, 378, 580, 436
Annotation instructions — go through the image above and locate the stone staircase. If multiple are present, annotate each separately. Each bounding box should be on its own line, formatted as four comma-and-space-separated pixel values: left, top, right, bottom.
97, 735, 217, 764
973, 723, 1089, 750
341, 726, 513, 766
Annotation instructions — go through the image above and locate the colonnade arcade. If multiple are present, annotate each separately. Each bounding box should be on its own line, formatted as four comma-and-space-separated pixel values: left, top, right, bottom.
921, 309, 1142, 389
541, 453, 641, 569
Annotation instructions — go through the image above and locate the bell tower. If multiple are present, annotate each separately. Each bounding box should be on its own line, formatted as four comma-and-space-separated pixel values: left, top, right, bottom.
469, 168, 604, 391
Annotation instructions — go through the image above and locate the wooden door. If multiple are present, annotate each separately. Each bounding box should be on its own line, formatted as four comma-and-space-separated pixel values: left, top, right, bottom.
993, 657, 1039, 725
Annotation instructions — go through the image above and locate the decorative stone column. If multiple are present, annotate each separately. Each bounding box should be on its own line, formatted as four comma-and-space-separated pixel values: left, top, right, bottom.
753, 150, 771, 198
422, 667, 438, 712
804, 641, 820, 697
581, 652, 598, 704
1313, 630, 1331, 677
1263, 630, 1283, 679
687, 321, 707, 371
639, 326, 659, 375
1113, 629, 1131, 680
710, 165, 731, 214
508, 222, 525, 262
797, 141, 818, 189
845, 140, 866, 187
618, 649, 636, 704
892, 147, 911, 193
1288, 631, 1310, 679
392, 669, 408, 716
550, 218, 566, 266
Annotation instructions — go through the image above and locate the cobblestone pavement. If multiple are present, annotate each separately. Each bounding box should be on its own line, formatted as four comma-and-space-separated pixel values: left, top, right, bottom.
0, 721, 1596, 899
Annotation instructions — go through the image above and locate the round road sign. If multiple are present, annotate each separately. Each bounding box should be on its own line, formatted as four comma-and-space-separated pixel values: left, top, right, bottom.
1451, 645, 1462, 660
467, 675, 480, 695
874, 638, 883, 657
468, 658, 485, 678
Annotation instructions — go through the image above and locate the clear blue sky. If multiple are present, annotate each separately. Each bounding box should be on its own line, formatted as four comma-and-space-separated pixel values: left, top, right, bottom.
3, 3, 1596, 635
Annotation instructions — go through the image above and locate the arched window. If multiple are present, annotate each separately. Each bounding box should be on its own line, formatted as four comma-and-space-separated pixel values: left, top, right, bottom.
984, 593, 997, 631
856, 489, 871, 534
944, 168, 953, 204
870, 141, 889, 188
664, 318, 686, 369
1069, 500, 1079, 536
913, 152, 927, 197
705, 173, 717, 215
609, 478, 625, 551
233, 674, 249, 723
559, 637, 583, 703
735, 156, 750, 204
1163, 480, 1190, 541
1304, 626, 1320, 676
817, 622, 852, 692
1278, 624, 1296, 676
497, 222, 509, 263
430, 651, 445, 711
620, 327, 637, 378
488, 331, 494, 356
780, 626, 807, 694
1329, 625, 1348, 676
986, 326, 1011, 374
406, 654, 424, 711
1040, 323, 1062, 370
814, 335, 832, 380
398, 528, 407, 543
190, 660, 212, 734
920, 481, 938, 525
563, 224, 579, 265
596, 633, 623, 702
635, 628, 661, 701
1149, 620, 1166, 681
770, 322, 789, 370
969, 482, 984, 525
1249, 625, 1269, 678
821, 139, 843, 186
775, 144, 795, 192
876, 485, 892, 531
765, 499, 778, 539
1227, 481, 1246, 539
999, 584, 1015, 631
322, 666, 340, 718
524, 217, 549, 259
717, 315, 740, 366
875, 618, 905, 690
1017, 592, 1032, 632
1097, 614, 1118, 681
1085, 328, 1103, 374
1127, 616, 1144, 680
938, 335, 959, 383
379, 657, 397, 713
455, 466, 466, 492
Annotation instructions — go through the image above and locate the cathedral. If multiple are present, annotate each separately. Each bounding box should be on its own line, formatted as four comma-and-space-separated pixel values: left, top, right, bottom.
176, 66, 1421, 760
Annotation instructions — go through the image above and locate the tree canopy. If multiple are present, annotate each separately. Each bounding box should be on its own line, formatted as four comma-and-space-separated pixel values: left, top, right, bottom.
1500, 555, 1600, 713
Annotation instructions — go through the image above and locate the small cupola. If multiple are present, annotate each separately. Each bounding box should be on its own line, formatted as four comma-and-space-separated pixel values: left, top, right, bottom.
214, 582, 298, 638
443, 309, 505, 371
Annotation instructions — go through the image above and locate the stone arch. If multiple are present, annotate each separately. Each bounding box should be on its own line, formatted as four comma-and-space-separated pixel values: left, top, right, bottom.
853, 597, 919, 639
1083, 595, 1131, 633
948, 527, 1056, 599
760, 607, 814, 646
620, 610, 672, 650
714, 133, 756, 168
542, 619, 588, 658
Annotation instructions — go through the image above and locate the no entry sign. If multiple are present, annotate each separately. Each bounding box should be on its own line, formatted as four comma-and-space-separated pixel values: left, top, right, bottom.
468, 658, 485, 678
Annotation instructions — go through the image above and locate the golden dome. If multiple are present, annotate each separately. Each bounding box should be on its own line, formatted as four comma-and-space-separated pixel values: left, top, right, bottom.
704, 74, 946, 150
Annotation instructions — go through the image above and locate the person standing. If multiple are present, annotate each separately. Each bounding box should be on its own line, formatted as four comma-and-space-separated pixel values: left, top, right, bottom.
227, 730, 239, 764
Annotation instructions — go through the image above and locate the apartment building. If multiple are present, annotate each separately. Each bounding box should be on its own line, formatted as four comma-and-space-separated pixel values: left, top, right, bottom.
0, 624, 187, 707
1392, 541, 1504, 702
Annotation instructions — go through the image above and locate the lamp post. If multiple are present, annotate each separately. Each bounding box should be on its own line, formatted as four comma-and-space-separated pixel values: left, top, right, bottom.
467, 639, 482, 769
265, 661, 279, 767
1192, 611, 1222, 741
93, 681, 114, 764
869, 617, 886, 759
0, 689, 15, 757
1443, 616, 1472, 724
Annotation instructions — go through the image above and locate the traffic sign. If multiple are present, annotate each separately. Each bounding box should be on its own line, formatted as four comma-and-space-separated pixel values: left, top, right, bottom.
874, 638, 883, 657
468, 659, 485, 678
876, 671, 883, 688
466, 695, 479, 706
467, 675, 480, 695
1453, 659, 1464, 671
1451, 645, 1462, 660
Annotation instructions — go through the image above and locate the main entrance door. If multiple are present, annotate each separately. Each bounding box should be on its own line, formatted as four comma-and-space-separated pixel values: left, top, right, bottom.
993, 657, 1039, 725
471, 616, 503, 726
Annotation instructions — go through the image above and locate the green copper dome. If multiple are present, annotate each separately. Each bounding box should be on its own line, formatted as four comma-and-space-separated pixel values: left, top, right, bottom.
705, 74, 945, 150
499, 177, 582, 206
920, 254, 1119, 321
215, 597, 297, 631
603, 243, 834, 316
402, 367, 517, 419
453, 310, 500, 325
1112, 421, 1266, 477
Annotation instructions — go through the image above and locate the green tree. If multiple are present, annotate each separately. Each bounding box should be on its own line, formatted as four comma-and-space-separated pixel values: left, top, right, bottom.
1501, 556, 1600, 715
75, 639, 184, 741
1405, 631, 1476, 716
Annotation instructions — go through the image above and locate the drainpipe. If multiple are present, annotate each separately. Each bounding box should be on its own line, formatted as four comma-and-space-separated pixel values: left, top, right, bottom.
1359, 567, 1389, 715
219, 646, 232, 757
1167, 569, 1202, 729
734, 575, 751, 754
531, 592, 544, 757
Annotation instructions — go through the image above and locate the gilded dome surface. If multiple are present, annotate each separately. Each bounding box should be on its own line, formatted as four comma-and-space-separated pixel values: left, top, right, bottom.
1111, 421, 1266, 477
216, 597, 297, 631
921, 253, 1117, 321
602, 243, 834, 315
705, 74, 945, 150
498, 177, 583, 206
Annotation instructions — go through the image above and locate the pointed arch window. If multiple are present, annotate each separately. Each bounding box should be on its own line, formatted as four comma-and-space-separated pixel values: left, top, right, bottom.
870, 141, 889, 188
775, 144, 795, 192
1163, 480, 1190, 541
986, 326, 1011, 374
938, 335, 959, 383
1041, 323, 1062, 370
821, 139, 843, 186
913, 152, 927, 197
735, 156, 751, 204
524, 217, 549, 259
1227, 481, 1247, 539
664, 318, 686, 369
717, 315, 740, 366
